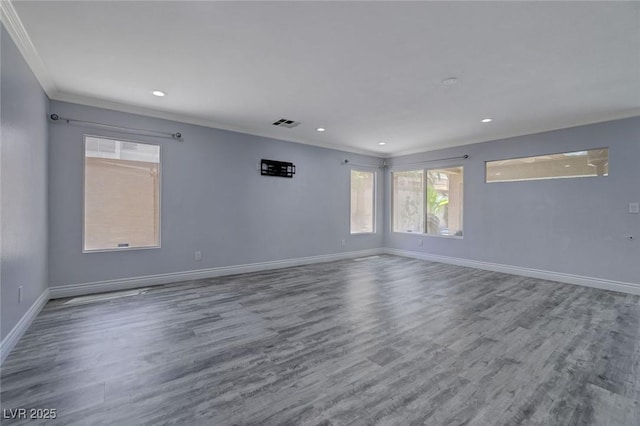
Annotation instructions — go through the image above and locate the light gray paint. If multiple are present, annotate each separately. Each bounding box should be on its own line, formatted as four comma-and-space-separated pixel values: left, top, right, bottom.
1, 25, 49, 340
384, 117, 640, 284
48, 101, 384, 287
48, 102, 638, 289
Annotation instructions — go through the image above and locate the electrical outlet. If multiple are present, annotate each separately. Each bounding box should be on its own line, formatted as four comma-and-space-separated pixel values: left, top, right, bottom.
18, 285, 23, 303
341, 239, 346, 247
195, 251, 202, 261
418, 239, 423, 247
629, 202, 639, 214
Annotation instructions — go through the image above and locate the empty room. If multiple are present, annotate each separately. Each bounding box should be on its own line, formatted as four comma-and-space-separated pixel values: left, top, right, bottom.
1, 1, 639, 425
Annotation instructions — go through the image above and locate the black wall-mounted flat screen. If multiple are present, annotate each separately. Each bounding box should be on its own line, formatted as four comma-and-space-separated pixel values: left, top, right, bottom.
261, 159, 296, 178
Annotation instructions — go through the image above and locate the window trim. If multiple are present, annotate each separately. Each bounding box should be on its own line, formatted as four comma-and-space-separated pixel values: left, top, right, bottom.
390, 169, 424, 235
392, 230, 464, 240
82, 134, 162, 253
350, 168, 377, 235
484, 147, 609, 183
390, 164, 464, 239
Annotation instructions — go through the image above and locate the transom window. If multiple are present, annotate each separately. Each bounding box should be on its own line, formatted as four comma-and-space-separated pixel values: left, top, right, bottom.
486, 148, 608, 183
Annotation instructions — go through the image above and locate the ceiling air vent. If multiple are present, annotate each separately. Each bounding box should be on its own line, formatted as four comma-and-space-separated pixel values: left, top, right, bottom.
272, 118, 300, 128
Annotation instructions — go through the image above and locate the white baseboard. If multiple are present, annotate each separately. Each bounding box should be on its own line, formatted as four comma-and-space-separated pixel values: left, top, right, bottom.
384, 248, 640, 296
47, 247, 640, 299
49, 248, 385, 299
3, 247, 637, 366
1, 288, 50, 365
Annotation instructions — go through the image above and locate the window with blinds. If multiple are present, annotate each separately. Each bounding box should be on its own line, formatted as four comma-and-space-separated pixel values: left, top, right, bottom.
83, 136, 160, 252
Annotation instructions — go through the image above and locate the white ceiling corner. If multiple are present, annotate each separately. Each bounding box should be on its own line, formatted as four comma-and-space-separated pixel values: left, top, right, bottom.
5, 1, 640, 157
1, 0, 382, 158
50, 91, 384, 158
1, 0, 57, 96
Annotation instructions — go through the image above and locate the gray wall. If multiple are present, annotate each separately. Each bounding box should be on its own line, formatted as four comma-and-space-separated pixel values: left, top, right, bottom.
48, 101, 384, 287
1, 25, 49, 340
385, 117, 640, 284
6, 16, 638, 318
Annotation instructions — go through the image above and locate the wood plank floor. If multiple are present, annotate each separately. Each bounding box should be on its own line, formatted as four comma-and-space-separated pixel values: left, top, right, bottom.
1, 255, 639, 425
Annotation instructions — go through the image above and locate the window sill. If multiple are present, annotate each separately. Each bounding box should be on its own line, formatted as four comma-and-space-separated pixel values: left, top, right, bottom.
391, 231, 463, 240
83, 245, 161, 254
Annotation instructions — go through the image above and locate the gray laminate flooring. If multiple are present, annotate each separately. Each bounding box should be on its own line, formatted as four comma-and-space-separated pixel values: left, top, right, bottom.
1, 255, 639, 425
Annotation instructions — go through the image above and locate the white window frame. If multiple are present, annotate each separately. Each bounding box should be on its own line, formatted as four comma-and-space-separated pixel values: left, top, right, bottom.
390, 169, 425, 235
390, 165, 464, 239
82, 134, 162, 253
485, 148, 609, 183
350, 168, 377, 235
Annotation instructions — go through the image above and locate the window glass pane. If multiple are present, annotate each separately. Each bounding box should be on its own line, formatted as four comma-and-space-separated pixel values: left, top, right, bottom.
84, 136, 160, 251
426, 167, 463, 237
392, 170, 424, 233
350, 170, 375, 233
486, 148, 608, 183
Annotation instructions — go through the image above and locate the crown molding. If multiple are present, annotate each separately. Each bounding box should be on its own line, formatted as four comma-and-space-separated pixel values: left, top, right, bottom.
5, 0, 636, 161
1, 1, 381, 157
51, 91, 385, 158
387, 110, 640, 158
0, 0, 58, 96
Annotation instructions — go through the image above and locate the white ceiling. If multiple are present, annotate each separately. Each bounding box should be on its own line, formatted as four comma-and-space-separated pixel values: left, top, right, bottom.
5, 1, 640, 157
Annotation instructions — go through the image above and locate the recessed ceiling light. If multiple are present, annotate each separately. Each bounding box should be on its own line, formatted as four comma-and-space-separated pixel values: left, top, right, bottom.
378, 142, 386, 146
442, 77, 458, 86
564, 164, 571, 168
316, 127, 325, 132
152, 90, 166, 97
481, 118, 493, 123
